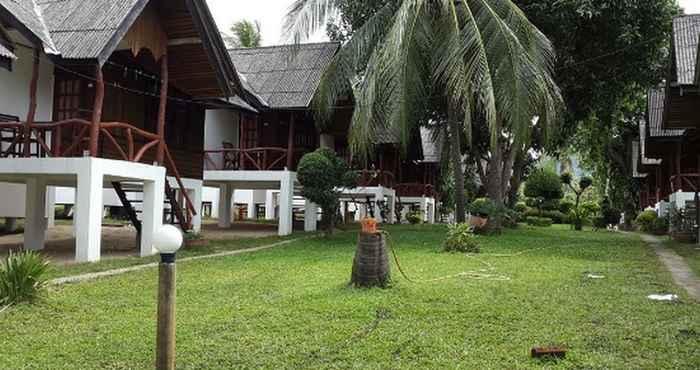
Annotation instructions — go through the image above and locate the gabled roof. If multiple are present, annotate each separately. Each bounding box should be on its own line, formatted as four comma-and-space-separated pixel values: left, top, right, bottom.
0, 0, 58, 54
671, 14, 700, 85
647, 87, 685, 138
36, 0, 147, 62
229, 42, 340, 109
0, 42, 13, 59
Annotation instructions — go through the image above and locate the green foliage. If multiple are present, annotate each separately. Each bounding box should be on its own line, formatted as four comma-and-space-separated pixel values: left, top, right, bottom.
524, 208, 568, 224
406, 211, 422, 225
443, 223, 480, 253
229, 19, 262, 48
297, 148, 356, 233
526, 216, 553, 227
592, 216, 607, 230
514, 202, 528, 213
651, 217, 668, 236
0, 251, 49, 306
524, 168, 563, 204
634, 210, 658, 233
469, 198, 496, 217
558, 199, 575, 214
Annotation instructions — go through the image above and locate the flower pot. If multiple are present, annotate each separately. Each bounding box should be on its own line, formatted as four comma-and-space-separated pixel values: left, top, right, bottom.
469, 215, 488, 229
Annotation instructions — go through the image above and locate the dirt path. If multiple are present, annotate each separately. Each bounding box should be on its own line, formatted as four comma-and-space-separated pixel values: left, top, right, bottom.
640, 233, 700, 300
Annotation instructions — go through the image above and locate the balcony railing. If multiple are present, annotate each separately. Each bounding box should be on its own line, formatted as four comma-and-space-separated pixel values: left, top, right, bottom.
355, 169, 395, 188
395, 183, 436, 198
670, 173, 699, 193
203, 147, 305, 171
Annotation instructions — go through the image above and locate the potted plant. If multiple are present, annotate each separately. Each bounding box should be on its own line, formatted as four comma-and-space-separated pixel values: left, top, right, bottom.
184, 232, 209, 248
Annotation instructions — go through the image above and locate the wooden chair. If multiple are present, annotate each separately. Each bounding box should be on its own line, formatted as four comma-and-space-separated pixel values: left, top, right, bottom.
222, 141, 238, 170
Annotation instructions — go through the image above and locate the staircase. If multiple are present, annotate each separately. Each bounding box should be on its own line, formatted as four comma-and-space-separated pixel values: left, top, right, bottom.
112, 180, 193, 234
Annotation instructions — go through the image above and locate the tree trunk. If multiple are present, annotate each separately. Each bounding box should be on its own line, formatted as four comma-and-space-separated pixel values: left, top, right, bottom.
507, 151, 526, 208
448, 106, 466, 223
486, 140, 504, 232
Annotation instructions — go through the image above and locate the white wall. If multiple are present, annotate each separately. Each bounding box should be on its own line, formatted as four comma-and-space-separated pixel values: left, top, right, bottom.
204, 108, 239, 169
0, 33, 55, 219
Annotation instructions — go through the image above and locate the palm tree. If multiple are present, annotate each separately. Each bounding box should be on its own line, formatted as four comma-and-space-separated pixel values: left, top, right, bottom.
284, 0, 562, 223
230, 20, 262, 48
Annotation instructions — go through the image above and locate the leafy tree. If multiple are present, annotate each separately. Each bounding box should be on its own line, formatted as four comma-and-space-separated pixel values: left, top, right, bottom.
560, 172, 593, 230
297, 148, 357, 234
285, 0, 562, 225
230, 20, 262, 48
524, 168, 563, 215
511, 0, 679, 221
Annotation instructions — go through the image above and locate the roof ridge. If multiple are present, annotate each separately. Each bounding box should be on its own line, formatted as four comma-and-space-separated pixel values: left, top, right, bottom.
228, 41, 340, 52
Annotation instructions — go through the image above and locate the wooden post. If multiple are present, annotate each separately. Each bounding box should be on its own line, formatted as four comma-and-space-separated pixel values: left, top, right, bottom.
656, 167, 661, 203
156, 55, 169, 165
89, 65, 105, 157
286, 112, 295, 170
23, 49, 40, 157
156, 256, 176, 370
675, 142, 682, 191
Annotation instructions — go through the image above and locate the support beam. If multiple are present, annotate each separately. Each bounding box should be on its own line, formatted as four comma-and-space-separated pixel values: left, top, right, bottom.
24, 178, 47, 251
89, 65, 105, 157
75, 167, 104, 262
190, 185, 202, 233
217, 184, 233, 228
156, 55, 169, 165
141, 177, 165, 257
23, 48, 40, 157
286, 112, 296, 170
675, 143, 682, 192
278, 173, 294, 236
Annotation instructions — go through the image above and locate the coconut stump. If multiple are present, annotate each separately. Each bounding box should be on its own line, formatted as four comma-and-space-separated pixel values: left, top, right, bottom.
351, 232, 390, 288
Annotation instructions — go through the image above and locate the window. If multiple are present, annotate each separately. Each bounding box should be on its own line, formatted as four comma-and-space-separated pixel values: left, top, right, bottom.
55, 79, 83, 120
241, 115, 258, 149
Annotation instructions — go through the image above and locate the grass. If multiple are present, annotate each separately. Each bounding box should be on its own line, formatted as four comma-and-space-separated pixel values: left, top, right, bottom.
1, 224, 699, 369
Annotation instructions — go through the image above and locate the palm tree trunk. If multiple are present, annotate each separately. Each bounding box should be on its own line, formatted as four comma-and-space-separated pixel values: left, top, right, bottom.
486, 140, 504, 232
448, 106, 466, 223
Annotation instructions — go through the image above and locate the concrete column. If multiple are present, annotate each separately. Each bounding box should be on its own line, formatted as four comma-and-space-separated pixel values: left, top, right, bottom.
140, 177, 165, 257
374, 191, 384, 223
278, 172, 294, 236
247, 196, 256, 219
428, 199, 436, 224
24, 178, 48, 251
319, 133, 334, 150
46, 186, 56, 228
75, 168, 103, 262
420, 197, 428, 223
388, 194, 396, 224
265, 190, 275, 220
190, 184, 203, 233
304, 199, 318, 232
217, 184, 233, 228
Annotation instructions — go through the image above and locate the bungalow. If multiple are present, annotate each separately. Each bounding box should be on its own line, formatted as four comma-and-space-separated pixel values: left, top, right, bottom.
0, 0, 243, 261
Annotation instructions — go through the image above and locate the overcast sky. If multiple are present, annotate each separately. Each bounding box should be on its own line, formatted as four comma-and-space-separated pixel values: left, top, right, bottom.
206, 0, 700, 46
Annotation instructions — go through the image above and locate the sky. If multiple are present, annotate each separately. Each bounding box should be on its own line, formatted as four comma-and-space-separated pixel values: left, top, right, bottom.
207, 0, 700, 47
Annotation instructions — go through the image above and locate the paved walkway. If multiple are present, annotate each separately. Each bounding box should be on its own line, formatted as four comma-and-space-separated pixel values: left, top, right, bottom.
50, 236, 314, 286
640, 233, 700, 300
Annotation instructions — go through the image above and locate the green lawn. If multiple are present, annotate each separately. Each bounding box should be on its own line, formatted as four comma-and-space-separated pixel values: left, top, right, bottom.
2, 225, 699, 369
665, 238, 700, 278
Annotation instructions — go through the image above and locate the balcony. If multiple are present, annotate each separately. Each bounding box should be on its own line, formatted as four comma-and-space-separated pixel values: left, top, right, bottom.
204, 147, 306, 171
395, 183, 437, 198
670, 173, 699, 193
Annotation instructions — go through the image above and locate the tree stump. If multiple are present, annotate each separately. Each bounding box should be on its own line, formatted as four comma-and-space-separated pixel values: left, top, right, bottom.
351, 232, 390, 288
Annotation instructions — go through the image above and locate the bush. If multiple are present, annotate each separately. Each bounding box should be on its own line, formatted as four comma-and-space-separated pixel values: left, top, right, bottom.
443, 223, 481, 253
523, 209, 568, 224
469, 198, 496, 217
592, 216, 607, 230
559, 200, 575, 214
514, 202, 528, 213
526, 216, 553, 227
0, 251, 49, 306
406, 211, 422, 224
651, 217, 668, 235
635, 210, 658, 233
524, 169, 564, 203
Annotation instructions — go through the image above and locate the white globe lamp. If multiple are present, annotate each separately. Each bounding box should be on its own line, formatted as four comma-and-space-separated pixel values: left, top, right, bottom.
153, 224, 183, 256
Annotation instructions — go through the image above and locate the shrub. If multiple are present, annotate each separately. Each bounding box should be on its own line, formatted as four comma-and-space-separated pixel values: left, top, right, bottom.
592, 216, 607, 230
514, 202, 528, 213
406, 211, 422, 224
524, 169, 564, 205
443, 223, 481, 253
634, 210, 658, 233
651, 217, 668, 235
559, 200, 575, 214
469, 198, 496, 217
0, 251, 49, 306
523, 209, 568, 224
526, 216, 553, 227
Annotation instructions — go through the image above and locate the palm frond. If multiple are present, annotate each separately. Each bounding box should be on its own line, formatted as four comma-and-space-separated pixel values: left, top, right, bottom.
283, 0, 338, 44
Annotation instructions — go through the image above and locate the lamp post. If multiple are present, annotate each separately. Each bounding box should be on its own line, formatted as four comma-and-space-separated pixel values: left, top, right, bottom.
153, 225, 183, 370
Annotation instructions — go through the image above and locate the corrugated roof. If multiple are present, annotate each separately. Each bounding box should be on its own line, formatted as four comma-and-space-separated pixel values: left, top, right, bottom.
0, 0, 58, 54
229, 42, 340, 109
647, 87, 685, 138
672, 14, 700, 85
0, 42, 14, 59
37, 0, 144, 61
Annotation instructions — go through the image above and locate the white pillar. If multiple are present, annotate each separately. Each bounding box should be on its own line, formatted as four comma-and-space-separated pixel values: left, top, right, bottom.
374, 190, 384, 223
247, 195, 256, 219
75, 168, 103, 262
319, 133, 334, 150
428, 198, 436, 224
278, 172, 294, 236
304, 199, 318, 232
265, 190, 275, 220
24, 178, 48, 251
190, 184, 203, 233
140, 177, 165, 257
420, 197, 428, 223
388, 194, 396, 224
46, 186, 56, 228
217, 184, 233, 228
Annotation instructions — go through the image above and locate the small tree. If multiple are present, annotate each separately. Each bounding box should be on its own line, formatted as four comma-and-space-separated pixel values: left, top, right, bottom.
297, 148, 356, 235
560, 172, 593, 231
230, 20, 262, 48
524, 168, 563, 217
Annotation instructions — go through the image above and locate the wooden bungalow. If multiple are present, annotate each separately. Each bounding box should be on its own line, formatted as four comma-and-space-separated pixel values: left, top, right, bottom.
0, 0, 243, 261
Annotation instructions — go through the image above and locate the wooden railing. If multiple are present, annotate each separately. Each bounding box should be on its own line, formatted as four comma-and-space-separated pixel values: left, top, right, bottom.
204, 147, 305, 171
356, 169, 395, 188
670, 174, 699, 193
395, 183, 436, 198
0, 119, 196, 226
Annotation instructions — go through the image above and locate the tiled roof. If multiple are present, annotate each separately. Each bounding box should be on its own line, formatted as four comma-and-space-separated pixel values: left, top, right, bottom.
672, 15, 700, 85
229, 42, 340, 109
647, 87, 685, 138
0, 0, 58, 54
36, 0, 145, 61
